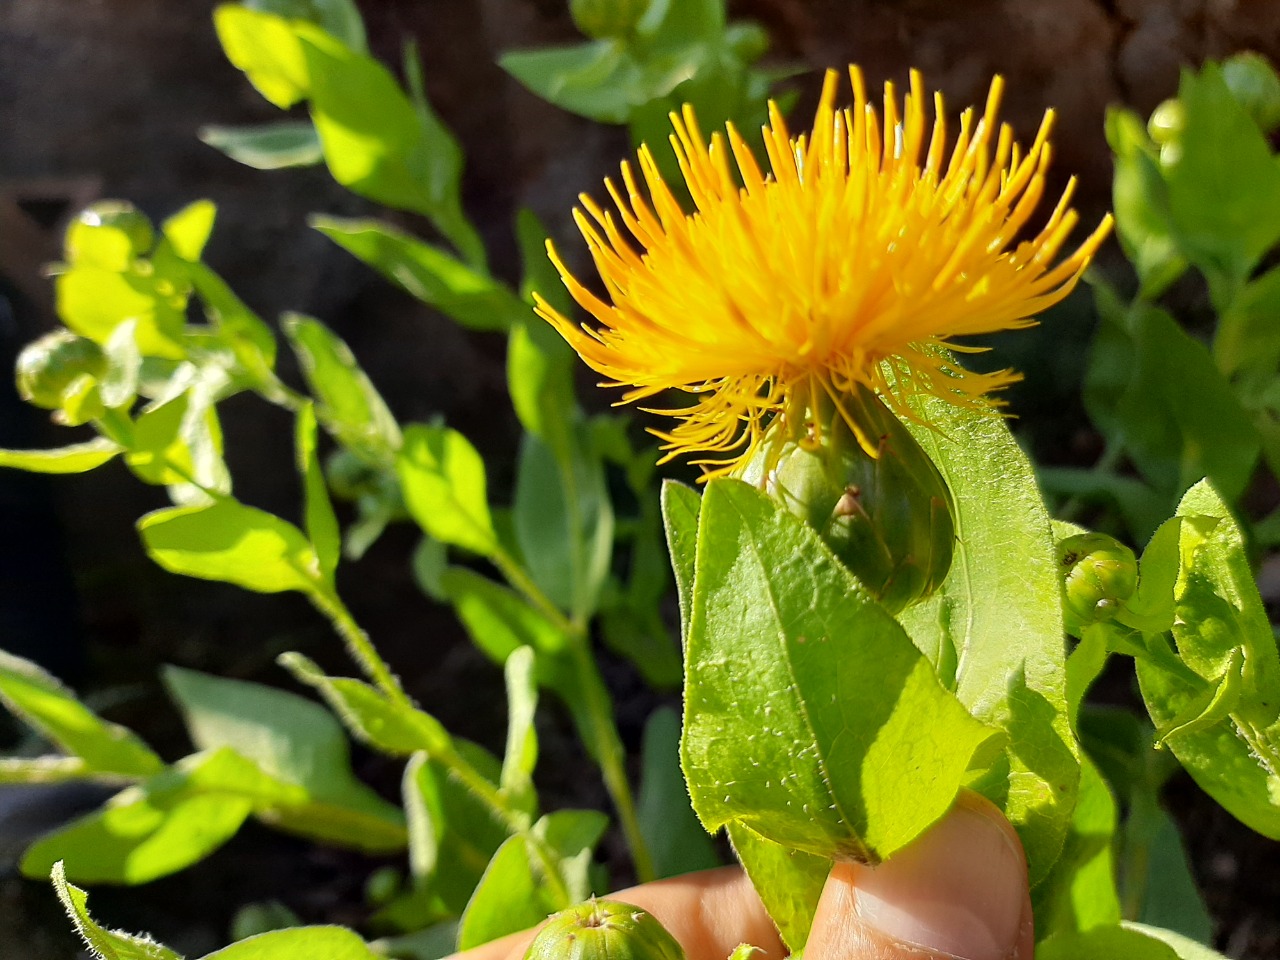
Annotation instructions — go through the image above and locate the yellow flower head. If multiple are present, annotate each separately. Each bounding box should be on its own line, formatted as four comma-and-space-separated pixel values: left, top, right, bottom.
534, 66, 1112, 476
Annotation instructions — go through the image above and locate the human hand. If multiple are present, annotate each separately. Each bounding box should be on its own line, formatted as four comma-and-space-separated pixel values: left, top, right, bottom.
451, 792, 1033, 960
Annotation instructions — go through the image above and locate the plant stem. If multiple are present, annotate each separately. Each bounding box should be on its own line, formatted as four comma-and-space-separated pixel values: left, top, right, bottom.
492, 547, 657, 884
312, 585, 575, 906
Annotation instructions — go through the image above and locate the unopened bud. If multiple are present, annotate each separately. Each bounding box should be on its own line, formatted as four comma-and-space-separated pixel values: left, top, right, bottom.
65, 201, 155, 271
524, 900, 687, 960
569, 0, 650, 39
16, 330, 107, 413
1056, 532, 1138, 635
738, 384, 955, 614
1222, 52, 1280, 135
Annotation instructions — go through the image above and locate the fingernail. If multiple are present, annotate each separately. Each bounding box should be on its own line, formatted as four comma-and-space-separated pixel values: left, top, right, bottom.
849, 798, 1028, 960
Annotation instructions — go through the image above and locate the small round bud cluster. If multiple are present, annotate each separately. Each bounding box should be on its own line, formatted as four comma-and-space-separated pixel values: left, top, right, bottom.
1056, 532, 1138, 636
15, 331, 108, 425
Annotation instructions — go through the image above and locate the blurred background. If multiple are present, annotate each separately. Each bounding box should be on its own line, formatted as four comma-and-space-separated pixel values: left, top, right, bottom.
2, 0, 1280, 956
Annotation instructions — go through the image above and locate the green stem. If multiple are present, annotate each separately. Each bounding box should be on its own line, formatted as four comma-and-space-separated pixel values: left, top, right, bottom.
491, 546, 657, 884
310, 587, 414, 711
312, 584, 575, 905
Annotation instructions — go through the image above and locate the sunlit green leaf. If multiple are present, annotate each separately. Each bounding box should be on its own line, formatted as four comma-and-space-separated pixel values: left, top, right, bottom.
296, 403, 341, 581
725, 821, 827, 952
51, 862, 182, 959
139, 499, 321, 595
0, 438, 123, 474
161, 201, 218, 263
683, 479, 998, 862
0, 650, 163, 777
214, 4, 312, 109
203, 926, 382, 960
200, 120, 323, 169
500, 646, 539, 812
397, 424, 496, 556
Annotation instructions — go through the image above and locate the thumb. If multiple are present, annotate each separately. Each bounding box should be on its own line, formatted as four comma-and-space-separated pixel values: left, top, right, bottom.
804, 793, 1034, 960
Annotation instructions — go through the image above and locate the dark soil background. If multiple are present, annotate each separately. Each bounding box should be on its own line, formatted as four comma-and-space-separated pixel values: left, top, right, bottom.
1, 1, 1279, 957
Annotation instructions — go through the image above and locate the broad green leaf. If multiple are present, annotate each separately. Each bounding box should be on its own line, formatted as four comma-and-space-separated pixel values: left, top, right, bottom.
1113, 304, 1259, 503
440, 568, 569, 665
162, 666, 406, 852
1214, 264, 1280, 379
312, 217, 523, 332
1032, 757, 1121, 939
0, 438, 123, 474
1166, 61, 1280, 292
298, 32, 443, 218
203, 926, 382, 960
500, 42, 654, 124
56, 264, 186, 360
535, 808, 609, 903
214, 4, 312, 109
139, 499, 322, 595
24, 750, 263, 883
725, 821, 828, 952
660, 479, 701, 641
397, 424, 497, 556
683, 479, 998, 862
402, 746, 508, 917
200, 121, 323, 169
124, 391, 230, 496
456, 835, 549, 950
500, 646, 539, 811
51, 862, 182, 960
1136, 481, 1280, 838
229, 901, 300, 940
1123, 923, 1230, 960
513, 429, 613, 620
64, 202, 155, 271
0, 650, 163, 777
897, 393, 1079, 885
1130, 803, 1213, 943
161, 201, 217, 262
279, 652, 450, 756
296, 402, 341, 581
283, 314, 401, 467
638, 706, 720, 879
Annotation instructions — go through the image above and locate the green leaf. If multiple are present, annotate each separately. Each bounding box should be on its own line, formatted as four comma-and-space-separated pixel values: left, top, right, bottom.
456, 835, 551, 951
638, 706, 720, 879
185, 262, 279, 381
244, 0, 368, 53
500, 41, 654, 124
1166, 61, 1280, 291
896, 393, 1080, 886
500, 646, 539, 811
0, 650, 163, 777
1105, 106, 1186, 299
278, 652, 451, 756
0, 438, 123, 473
1131, 803, 1214, 943
296, 402, 341, 581
402, 746, 508, 917
161, 201, 218, 263
660, 479, 701, 641
51, 862, 182, 960
1214, 264, 1280, 380
25, 750, 261, 883
124, 391, 230, 496
214, 4, 312, 109
56, 263, 186, 360
200, 120, 324, 169
1032, 756, 1121, 939
162, 666, 407, 852
1135, 481, 1280, 838
1109, 303, 1259, 503
139, 499, 322, 595
683, 479, 998, 862
312, 217, 523, 332
283, 314, 401, 467
1037, 924, 1181, 960
725, 821, 828, 953
202, 926, 382, 960
397, 424, 497, 556
1123, 923, 1230, 960
513, 428, 614, 620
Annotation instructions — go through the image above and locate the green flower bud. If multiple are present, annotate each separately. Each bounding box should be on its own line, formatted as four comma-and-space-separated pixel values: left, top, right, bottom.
738, 384, 955, 614
16, 330, 107, 412
1147, 99, 1185, 146
569, 0, 651, 39
524, 900, 687, 960
1056, 532, 1138, 635
65, 201, 155, 272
